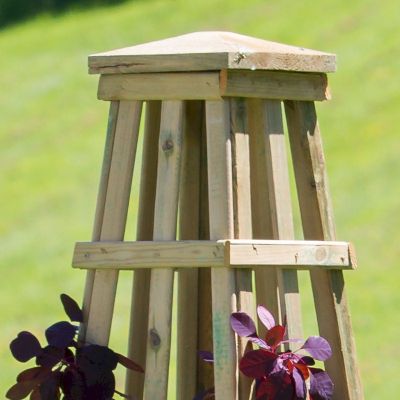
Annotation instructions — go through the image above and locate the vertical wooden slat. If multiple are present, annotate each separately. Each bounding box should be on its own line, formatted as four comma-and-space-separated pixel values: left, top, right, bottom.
126, 101, 161, 398
176, 101, 202, 400
143, 100, 184, 400
197, 110, 213, 392
285, 100, 364, 400
263, 100, 302, 341
247, 99, 279, 336
80, 100, 119, 341
230, 98, 254, 399
85, 100, 142, 346
205, 100, 237, 400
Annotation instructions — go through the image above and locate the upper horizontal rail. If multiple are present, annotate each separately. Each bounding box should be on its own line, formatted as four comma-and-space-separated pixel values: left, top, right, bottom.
97, 70, 330, 102
72, 239, 356, 270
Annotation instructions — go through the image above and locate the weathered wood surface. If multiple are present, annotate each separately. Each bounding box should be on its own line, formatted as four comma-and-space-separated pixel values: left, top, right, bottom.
80, 101, 119, 341
176, 101, 202, 400
247, 98, 279, 335
126, 101, 161, 399
89, 31, 336, 74
285, 100, 364, 400
84, 101, 142, 346
206, 100, 238, 400
261, 99, 303, 341
230, 98, 254, 399
143, 101, 184, 400
197, 110, 214, 392
73, 240, 355, 270
221, 70, 330, 101
98, 72, 221, 100
97, 70, 330, 102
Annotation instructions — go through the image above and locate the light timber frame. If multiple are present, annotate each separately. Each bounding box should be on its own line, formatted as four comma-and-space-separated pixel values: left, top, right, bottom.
74, 32, 363, 400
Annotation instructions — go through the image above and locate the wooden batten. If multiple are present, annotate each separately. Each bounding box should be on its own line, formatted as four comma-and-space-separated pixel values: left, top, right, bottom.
73, 240, 356, 270
220, 70, 330, 101
97, 70, 330, 102
98, 72, 221, 101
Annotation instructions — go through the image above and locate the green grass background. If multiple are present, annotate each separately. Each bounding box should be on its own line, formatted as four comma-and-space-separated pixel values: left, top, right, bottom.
1, 0, 399, 397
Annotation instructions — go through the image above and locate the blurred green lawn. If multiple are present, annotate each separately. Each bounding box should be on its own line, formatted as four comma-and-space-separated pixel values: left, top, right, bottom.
1, 0, 399, 398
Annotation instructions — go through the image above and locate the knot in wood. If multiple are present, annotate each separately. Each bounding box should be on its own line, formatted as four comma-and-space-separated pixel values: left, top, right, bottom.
162, 138, 174, 153
149, 328, 161, 349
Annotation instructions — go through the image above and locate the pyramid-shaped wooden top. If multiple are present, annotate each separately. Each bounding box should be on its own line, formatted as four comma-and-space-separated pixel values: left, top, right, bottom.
89, 31, 336, 75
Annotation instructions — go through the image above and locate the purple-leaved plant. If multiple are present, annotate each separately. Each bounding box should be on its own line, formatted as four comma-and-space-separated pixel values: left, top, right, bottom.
7, 294, 143, 400
196, 305, 333, 400
231, 305, 333, 400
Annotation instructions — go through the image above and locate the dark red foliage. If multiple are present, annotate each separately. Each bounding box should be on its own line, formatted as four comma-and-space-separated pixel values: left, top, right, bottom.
7, 294, 144, 400
60, 293, 84, 323
10, 332, 41, 362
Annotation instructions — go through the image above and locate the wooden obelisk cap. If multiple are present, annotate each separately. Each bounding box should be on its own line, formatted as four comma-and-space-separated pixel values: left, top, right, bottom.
88, 31, 336, 75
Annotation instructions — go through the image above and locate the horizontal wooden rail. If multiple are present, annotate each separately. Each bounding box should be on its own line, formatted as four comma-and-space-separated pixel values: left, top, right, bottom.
72, 240, 356, 270
97, 70, 330, 102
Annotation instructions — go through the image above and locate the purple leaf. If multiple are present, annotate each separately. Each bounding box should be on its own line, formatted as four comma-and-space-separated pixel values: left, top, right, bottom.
84, 370, 115, 399
60, 294, 83, 323
10, 332, 42, 362
30, 387, 41, 400
265, 325, 285, 349
257, 305, 275, 330
45, 321, 76, 349
256, 370, 293, 400
299, 356, 315, 366
117, 353, 144, 372
248, 336, 269, 349
309, 368, 334, 400
239, 349, 278, 379
39, 371, 61, 400
292, 367, 306, 398
301, 336, 332, 361
77, 344, 118, 372
17, 366, 51, 384
230, 312, 257, 337
198, 351, 214, 363
36, 346, 64, 368
6, 381, 36, 400
60, 367, 85, 399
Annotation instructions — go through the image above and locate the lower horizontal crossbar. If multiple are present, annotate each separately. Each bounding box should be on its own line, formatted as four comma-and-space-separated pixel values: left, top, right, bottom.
72, 240, 356, 270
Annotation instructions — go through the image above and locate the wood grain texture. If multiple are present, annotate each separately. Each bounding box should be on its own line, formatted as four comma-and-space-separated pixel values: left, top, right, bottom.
197, 112, 214, 392
247, 98, 279, 336
285, 100, 364, 400
206, 100, 238, 400
126, 101, 161, 399
89, 31, 336, 74
143, 101, 184, 400
262, 100, 303, 341
85, 101, 142, 346
230, 98, 254, 399
176, 101, 202, 400
80, 101, 119, 341
221, 70, 330, 101
73, 240, 354, 270
98, 72, 221, 101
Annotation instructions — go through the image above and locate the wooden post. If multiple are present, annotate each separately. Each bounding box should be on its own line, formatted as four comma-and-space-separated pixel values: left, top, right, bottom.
143, 100, 184, 400
262, 99, 302, 340
197, 111, 214, 392
230, 98, 255, 399
285, 100, 364, 400
247, 99, 280, 336
176, 101, 202, 400
205, 100, 238, 400
126, 101, 161, 399
80, 101, 119, 341
85, 100, 142, 346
